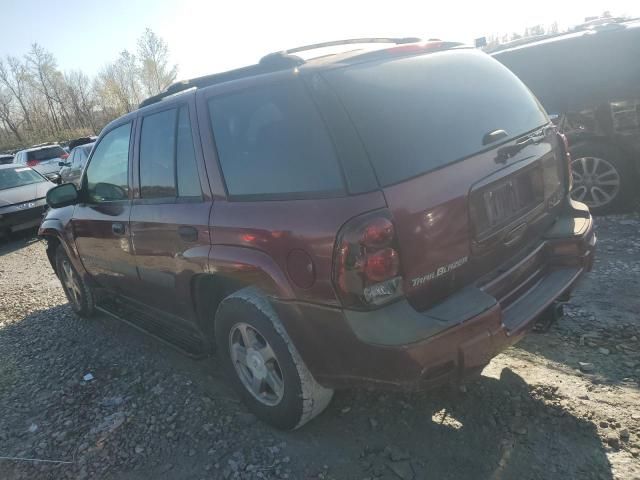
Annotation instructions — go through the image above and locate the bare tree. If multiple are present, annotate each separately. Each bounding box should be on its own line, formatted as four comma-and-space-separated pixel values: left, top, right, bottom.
0, 29, 178, 151
97, 50, 143, 115
137, 28, 177, 96
0, 56, 33, 131
0, 89, 23, 142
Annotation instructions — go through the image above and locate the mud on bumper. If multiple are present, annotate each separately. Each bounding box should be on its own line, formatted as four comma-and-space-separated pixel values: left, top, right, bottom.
274, 201, 596, 390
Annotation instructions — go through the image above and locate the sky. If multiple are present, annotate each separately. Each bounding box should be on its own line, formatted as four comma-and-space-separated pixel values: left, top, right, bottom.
1, 0, 639, 82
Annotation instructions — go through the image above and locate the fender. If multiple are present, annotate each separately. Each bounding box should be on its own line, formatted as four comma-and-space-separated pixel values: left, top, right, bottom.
208, 244, 295, 300
38, 207, 87, 279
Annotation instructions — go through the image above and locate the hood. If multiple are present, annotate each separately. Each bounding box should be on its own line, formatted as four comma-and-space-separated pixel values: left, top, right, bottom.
0, 181, 53, 207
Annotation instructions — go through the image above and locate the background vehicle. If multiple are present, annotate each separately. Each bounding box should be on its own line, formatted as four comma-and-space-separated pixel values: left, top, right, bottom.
0, 165, 55, 238
13, 144, 68, 183
59, 142, 94, 186
0, 153, 14, 165
41, 38, 595, 430
493, 19, 640, 214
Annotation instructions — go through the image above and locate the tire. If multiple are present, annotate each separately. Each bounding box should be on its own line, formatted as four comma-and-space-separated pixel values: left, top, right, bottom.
569, 141, 635, 215
55, 247, 95, 318
215, 288, 333, 430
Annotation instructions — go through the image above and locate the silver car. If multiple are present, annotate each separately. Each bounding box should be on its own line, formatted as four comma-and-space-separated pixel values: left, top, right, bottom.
13, 144, 67, 183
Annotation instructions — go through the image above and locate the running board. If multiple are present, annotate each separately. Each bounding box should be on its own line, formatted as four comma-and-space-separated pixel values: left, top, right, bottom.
97, 298, 208, 358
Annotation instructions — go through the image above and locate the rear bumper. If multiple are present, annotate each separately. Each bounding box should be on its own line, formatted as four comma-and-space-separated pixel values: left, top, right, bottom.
275, 201, 596, 390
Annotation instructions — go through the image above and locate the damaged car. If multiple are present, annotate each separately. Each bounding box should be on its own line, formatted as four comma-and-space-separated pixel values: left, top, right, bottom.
40, 38, 595, 429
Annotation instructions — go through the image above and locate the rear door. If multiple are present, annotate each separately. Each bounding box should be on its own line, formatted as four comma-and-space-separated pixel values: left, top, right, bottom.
129, 100, 212, 320
72, 122, 138, 293
323, 49, 566, 310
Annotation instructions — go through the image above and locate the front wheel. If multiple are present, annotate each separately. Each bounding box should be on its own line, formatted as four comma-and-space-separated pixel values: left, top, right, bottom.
55, 247, 95, 318
215, 288, 333, 430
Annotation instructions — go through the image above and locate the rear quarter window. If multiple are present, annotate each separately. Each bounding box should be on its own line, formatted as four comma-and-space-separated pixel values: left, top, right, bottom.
323, 49, 549, 186
208, 80, 344, 198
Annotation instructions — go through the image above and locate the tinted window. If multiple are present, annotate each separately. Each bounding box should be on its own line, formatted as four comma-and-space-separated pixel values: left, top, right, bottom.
85, 123, 131, 202
140, 109, 177, 198
324, 49, 549, 186
66, 150, 77, 166
27, 146, 66, 161
208, 80, 343, 197
176, 106, 201, 197
0, 167, 45, 190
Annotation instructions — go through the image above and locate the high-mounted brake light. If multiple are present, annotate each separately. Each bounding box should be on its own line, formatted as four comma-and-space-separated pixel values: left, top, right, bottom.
333, 210, 403, 309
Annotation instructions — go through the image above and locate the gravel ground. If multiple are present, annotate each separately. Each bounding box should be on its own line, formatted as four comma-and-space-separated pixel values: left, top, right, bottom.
0, 214, 639, 480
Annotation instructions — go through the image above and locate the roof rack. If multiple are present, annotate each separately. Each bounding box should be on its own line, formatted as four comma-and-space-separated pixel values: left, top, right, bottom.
279, 37, 422, 55
139, 37, 422, 109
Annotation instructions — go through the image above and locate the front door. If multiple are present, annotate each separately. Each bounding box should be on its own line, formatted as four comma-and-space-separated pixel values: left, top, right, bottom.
73, 122, 138, 294
129, 103, 211, 320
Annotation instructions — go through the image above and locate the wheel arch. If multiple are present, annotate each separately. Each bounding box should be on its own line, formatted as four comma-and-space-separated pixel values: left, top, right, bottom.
193, 244, 295, 343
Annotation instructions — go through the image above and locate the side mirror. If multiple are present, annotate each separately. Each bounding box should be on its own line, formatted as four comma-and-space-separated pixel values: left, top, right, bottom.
49, 173, 62, 185
46, 183, 79, 208
58, 161, 70, 167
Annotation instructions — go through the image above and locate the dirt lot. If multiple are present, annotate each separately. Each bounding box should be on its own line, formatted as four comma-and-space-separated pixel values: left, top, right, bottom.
0, 214, 639, 480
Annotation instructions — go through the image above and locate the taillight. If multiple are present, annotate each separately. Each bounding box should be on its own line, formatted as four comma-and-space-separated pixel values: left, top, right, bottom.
26, 159, 39, 167
557, 132, 573, 192
333, 210, 403, 309
60, 153, 69, 160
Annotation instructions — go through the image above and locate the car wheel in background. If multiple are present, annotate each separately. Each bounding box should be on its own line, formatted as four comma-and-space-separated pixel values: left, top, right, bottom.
55, 247, 95, 318
215, 288, 333, 430
570, 141, 634, 215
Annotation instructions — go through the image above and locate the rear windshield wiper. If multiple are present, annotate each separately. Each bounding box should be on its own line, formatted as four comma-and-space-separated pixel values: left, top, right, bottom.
494, 129, 546, 163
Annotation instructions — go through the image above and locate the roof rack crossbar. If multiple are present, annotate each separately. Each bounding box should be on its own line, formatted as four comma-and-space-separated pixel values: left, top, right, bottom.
282, 37, 421, 55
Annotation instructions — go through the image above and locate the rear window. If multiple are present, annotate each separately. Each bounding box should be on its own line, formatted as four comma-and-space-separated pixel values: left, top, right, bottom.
208, 80, 344, 198
323, 49, 549, 186
27, 146, 66, 162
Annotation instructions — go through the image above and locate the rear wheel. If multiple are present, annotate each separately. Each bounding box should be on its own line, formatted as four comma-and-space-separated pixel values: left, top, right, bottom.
215, 288, 333, 430
569, 141, 634, 214
55, 247, 95, 318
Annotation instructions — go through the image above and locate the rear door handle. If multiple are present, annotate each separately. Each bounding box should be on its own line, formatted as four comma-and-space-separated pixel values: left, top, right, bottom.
178, 226, 198, 242
112, 222, 126, 235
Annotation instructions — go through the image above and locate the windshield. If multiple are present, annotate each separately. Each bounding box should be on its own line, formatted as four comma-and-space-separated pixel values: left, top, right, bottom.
27, 146, 66, 162
323, 49, 549, 186
0, 167, 46, 190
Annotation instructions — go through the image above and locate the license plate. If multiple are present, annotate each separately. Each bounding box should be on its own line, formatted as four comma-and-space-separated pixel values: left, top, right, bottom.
474, 167, 543, 237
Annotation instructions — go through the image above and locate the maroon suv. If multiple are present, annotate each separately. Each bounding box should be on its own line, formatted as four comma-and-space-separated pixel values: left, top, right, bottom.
41, 38, 596, 430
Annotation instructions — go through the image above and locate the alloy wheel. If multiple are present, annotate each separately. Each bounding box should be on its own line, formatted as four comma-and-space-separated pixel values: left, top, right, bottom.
570, 156, 621, 209
229, 322, 285, 406
60, 259, 82, 307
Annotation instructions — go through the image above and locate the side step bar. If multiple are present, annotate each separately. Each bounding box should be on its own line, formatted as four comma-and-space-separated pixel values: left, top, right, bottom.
97, 298, 208, 358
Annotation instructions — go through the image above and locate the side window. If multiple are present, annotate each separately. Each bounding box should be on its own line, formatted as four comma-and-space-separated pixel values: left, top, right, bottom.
85, 123, 131, 202
71, 150, 81, 167
140, 109, 176, 198
208, 80, 344, 197
176, 106, 201, 197
139, 105, 201, 200
67, 150, 77, 166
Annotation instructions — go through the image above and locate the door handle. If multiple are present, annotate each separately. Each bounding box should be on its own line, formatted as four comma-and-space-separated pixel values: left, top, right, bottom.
112, 222, 126, 235
178, 226, 198, 242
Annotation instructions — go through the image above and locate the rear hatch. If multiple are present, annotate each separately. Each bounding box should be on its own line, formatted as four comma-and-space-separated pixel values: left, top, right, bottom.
323, 48, 567, 310
27, 146, 67, 173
